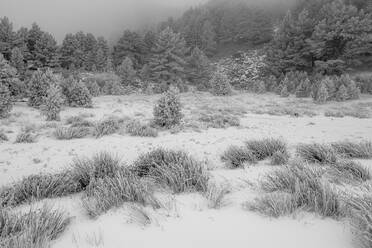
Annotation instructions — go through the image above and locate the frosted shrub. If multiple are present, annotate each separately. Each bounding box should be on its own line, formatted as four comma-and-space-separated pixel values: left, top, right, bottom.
153, 89, 183, 128
66, 80, 92, 108
42, 84, 64, 121
0, 83, 13, 118
28, 69, 58, 108
210, 70, 232, 96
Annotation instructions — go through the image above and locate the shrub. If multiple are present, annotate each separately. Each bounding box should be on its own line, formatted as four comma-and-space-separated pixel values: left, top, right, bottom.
331, 141, 372, 159
221, 146, 257, 168
94, 117, 122, 138
132, 148, 209, 193
280, 84, 290, 97
28, 69, 58, 108
0, 83, 13, 118
125, 120, 158, 137
84, 80, 101, 97
54, 126, 91, 140
65, 80, 92, 108
41, 84, 64, 121
296, 143, 338, 164
252, 80, 266, 94
246, 192, 297, 218
270, 150, 290, 165
295, 78, 311, 98
314, 81, 329, 104
347, 80, 360, 100
198, 112, 240, 129
82, 169, 159, 218
0, 172, 80, 207
245, 138, 288, 161
210, 70, 232, 96
336, 84, 348, 102
15, 131, 36, 143
354, 73, 372, 94
70, 152, 121, 189
0, 206, 70, 247
153, 89, 183, 128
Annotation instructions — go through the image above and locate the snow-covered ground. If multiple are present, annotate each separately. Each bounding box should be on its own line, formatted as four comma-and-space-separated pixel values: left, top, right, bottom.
1, 92, 371, 248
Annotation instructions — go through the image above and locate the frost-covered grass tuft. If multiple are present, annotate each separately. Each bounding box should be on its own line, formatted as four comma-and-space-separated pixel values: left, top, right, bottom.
0, 206, 70, 248
331, 141, 372, 159
54, 126, 91, 140
296, 143, 338, 164
15, 131, 36, 143
82, 169, 159, 218
221, 145, 256, 168
245, 138, 288, 160
133, 148, 209, 193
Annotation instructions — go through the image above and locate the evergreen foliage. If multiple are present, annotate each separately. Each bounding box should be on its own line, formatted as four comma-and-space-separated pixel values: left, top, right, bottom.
153, 88, 183, 128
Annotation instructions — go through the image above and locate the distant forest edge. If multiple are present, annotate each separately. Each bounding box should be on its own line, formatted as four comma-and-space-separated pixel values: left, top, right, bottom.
0, 0, 371, 100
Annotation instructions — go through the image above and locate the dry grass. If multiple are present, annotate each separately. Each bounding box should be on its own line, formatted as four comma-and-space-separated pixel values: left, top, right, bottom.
221, 145, 257, 168
94, 117, 122, 138
326, 160, 371, 185
296, 143, 338, 164
132, 148, 209, 193
245, 138, 288, 161
331, 141, 372, 159
0, 130, 8, 142
0, 172, 80, 208
0, 205, 70, 248
204, 182, 230, 209
82, 169, 159, 218
125, 120, 158, 137
54, 126, 91, 140
14, 131, 36, 143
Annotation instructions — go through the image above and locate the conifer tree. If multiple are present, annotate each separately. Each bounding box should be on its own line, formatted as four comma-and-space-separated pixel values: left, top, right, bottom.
0, 17, 16, 61
42, 83, 64, 121
117, 57, 136, 87
188, 47, 211, 90
315, 80, 329, 104
148, 27, 188, 87
113, 30, 145, 69
10, 47, 25, 76
336, 84, 348, 102
0, 83, 12, 118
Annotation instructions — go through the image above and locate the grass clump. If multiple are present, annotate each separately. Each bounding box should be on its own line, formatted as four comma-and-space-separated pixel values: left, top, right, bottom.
70, 151, 121, 189
198, 113, 240, 128
94, 117, 122, 138
125, 120, 158, 137
204, 182, 230, 209
133, 148, 209, 193
54, 126, 91, 140
82, 169, 159, 218
331, 141, 372, 159
347, 195, 372, 248
14, 131, 36, 143
0, 206, 70, 247
246, 192, 297, 218
296, 143, 338, 164
270, 150, 290, 165
221, 145, 256, 168
0, 172, 80, 208
0, 152, 121, 208
259, 162, 341, 218
245, 138, 288, 161
327, 160, 371, 184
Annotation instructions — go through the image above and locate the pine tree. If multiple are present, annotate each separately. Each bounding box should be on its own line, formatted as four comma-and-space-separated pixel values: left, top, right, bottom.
113, 30, 145, 69
10, 47, 25, 76
153, 88, 183, 128
42, 83, 64, 121
188, 47, 211, 90
280, 84, 290, 97
200, 20, 217, 56
210, 69, 232, 96
148, 27, 188, 87
105, 57, 114, 73
295, 78, 311, 98
315, 80, 329, 104
0, 17, 16, 61
95, 48, 106, 72
117, 57, 137, 87
0, 54, 23, 97
28, 69, 58, 108
0, 83, 12, 118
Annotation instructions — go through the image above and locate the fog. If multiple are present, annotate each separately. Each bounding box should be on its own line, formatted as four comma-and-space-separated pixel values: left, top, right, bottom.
0, 0, 206, 43
0, 0, 295, 43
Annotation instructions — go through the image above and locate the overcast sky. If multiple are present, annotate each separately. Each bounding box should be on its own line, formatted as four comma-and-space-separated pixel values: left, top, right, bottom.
0, 0, 206, 43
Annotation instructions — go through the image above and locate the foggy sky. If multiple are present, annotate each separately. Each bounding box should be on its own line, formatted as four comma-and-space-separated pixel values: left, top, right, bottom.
0, 0, 206, 43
